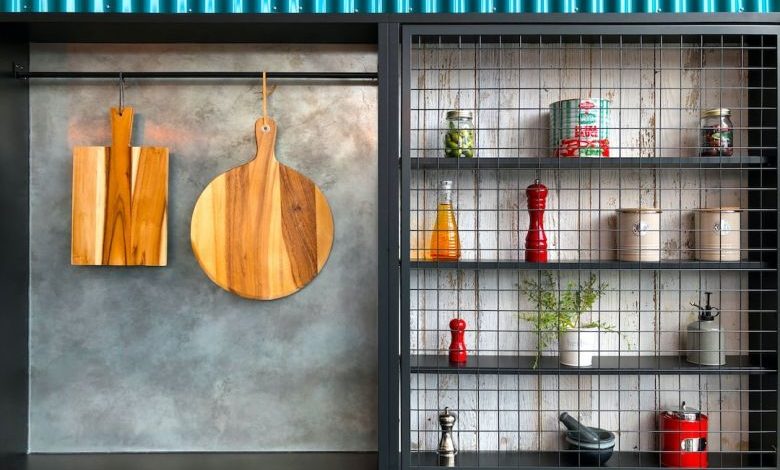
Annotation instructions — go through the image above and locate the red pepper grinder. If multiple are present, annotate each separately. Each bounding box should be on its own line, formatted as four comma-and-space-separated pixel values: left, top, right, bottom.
448, 318, 467, 365
526, 178, 548, 263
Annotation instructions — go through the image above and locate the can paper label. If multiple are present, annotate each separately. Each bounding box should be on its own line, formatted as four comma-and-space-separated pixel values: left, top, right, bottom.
550, 99, 610, 158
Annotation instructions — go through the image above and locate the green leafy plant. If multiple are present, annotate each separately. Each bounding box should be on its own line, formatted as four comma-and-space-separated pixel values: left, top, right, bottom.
520, 271, 619, 368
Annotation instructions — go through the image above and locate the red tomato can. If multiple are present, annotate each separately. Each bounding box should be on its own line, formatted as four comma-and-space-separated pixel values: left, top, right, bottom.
549, 98, 611, 158
659, 402, 708, 468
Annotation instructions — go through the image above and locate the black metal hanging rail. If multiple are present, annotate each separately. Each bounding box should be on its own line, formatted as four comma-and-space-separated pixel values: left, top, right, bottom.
12, 64, 378, 82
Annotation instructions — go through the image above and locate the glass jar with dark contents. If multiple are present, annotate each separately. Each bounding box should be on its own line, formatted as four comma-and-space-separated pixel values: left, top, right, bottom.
700, 108, 734, 157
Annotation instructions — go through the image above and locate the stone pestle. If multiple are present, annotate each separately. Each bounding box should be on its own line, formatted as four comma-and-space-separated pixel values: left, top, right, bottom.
559, 412, 601, 444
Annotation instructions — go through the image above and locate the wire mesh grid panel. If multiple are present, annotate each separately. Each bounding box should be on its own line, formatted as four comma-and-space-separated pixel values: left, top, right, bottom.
401, 29, 778, 470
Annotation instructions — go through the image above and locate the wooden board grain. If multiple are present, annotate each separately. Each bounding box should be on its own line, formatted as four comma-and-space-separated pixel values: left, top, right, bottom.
190, 118, 334, 300
71, 107, 169, 266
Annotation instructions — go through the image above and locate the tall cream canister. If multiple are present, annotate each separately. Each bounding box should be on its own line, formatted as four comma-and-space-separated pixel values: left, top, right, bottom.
617, 208, 662, 262
695, 207, 741, 261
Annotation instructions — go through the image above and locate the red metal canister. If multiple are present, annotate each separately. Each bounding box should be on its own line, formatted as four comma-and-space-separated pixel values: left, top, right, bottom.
659, 402, 708, 468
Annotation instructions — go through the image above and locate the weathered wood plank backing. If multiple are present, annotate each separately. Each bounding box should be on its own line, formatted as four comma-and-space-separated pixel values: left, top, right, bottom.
409, 43, 750, 452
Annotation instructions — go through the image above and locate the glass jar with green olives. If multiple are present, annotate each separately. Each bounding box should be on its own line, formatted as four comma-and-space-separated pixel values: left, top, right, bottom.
444, 110, 475, 158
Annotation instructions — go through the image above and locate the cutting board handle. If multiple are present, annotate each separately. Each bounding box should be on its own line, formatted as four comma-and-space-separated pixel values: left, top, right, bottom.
111, 107, 134, 149
253, 117, 278, 166
101, 106, 135, 264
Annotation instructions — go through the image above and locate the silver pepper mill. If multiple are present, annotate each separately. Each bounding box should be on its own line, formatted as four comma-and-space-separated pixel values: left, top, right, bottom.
437, 407, 457, 467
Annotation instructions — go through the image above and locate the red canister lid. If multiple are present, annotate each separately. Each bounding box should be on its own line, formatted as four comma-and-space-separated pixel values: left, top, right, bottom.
663, 401, 704, 421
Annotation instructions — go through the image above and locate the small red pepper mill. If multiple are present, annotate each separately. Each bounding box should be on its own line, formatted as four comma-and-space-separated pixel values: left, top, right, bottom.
448, 318, 467, 364
525, 178, 548, 263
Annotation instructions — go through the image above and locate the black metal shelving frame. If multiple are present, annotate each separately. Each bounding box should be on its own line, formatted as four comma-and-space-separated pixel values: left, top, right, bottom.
399, 23, 780, 470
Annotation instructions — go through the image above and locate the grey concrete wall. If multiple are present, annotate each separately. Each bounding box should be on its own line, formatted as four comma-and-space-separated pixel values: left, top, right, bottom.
28, 44, 378, 452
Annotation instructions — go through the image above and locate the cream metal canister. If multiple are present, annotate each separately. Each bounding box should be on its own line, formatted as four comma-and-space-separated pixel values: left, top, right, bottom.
695, 208, 741, 261
617, 208, 662, 262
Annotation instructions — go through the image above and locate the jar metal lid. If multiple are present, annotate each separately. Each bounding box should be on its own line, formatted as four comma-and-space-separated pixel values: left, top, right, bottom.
446, 110, 473, 120
702, 108, 731, 117
696, 207, 742, 213
618, 207, 662, 213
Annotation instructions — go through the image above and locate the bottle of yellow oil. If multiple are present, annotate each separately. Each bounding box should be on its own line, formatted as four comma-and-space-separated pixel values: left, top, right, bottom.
428, 180, 460, 261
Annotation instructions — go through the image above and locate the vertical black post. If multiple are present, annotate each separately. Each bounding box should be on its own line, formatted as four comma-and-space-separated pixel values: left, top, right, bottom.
400, 24, 411, 470
0, 31, 29, 458
378, 22, 401, 470
748, 33, 778, 468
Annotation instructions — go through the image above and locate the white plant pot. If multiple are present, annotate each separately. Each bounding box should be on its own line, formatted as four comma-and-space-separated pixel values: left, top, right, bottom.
559, 327, 599, 367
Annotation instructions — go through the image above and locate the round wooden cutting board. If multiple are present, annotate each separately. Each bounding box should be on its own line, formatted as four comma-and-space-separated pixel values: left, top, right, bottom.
190, 118, 334, 300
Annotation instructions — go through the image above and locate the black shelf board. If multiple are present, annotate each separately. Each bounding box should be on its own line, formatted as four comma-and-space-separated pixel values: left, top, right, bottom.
409, 260, 771, 271
409, 156, 770, 170
1, 452, 377, 470
408, 451, 769, 469
409, 354, 774, 375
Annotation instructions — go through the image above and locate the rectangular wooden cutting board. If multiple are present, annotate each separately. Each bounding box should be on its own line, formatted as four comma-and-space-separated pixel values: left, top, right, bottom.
71, 108, 169, 266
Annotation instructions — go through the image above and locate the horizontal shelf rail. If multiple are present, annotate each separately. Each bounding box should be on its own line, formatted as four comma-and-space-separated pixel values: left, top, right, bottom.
409, 156, 771, 170
407, 451, 774, 470
409, 354, 775, 375
409, 260, 773, 271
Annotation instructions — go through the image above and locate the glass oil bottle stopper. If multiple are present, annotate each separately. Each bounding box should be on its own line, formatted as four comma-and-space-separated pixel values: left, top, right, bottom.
428, 180, 461, 261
